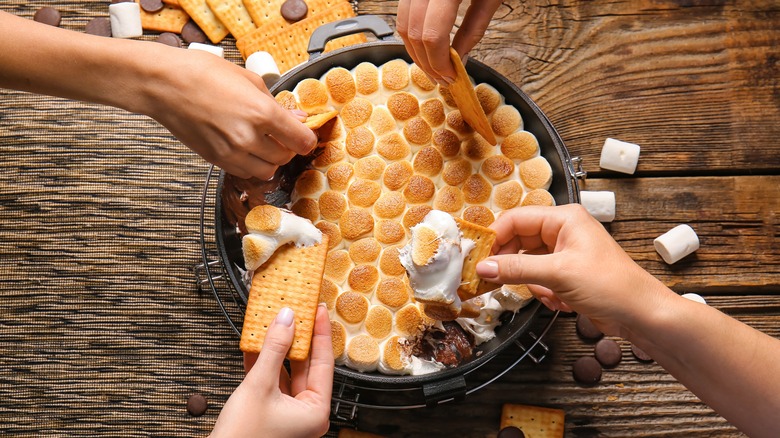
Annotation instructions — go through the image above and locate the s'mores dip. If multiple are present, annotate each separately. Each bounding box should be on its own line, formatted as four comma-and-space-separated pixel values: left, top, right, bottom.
224, 59, 554, 375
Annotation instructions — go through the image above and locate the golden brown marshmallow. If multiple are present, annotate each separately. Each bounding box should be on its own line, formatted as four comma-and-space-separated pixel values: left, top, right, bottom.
325, 67, 357, 104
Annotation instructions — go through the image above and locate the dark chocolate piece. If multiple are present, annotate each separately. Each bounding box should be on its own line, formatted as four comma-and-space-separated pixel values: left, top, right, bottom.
34, 7, 61, 27
280, 0, 308, 22
186, 393, 208, 416
140, 0, 165, 13
576, 314, 603, 341
181, 20, 207, 44
498, 426, 525, 438
572, 356, 602, 384
156, 32, 182, 48
594, 338, 622, 368
85, 17, 112, 37
631, 343, 654, 363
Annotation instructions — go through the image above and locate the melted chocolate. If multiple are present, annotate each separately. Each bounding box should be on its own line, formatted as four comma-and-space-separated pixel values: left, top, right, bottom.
413, 322, 476, 368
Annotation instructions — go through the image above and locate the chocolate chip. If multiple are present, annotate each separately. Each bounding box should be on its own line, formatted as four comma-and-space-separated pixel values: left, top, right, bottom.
576, 314, 603, 341
156, 32, 182, 48
85, 17, 112, 37
186, 393, 208, 417
631, 343, 654, 363
34, 7, 61, 27
572, 356, 602, 384
280, 0, 308, 22
498, 426, 525, 438
140, 0, 165, 13
181, 20, 207, 44
594, 338, 622, 368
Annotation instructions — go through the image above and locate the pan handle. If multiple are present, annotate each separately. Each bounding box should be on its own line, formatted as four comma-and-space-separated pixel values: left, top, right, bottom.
307, 15, 395, 60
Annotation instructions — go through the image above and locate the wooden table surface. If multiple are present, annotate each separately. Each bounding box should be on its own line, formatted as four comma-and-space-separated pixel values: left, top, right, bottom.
1, 0, 778, 437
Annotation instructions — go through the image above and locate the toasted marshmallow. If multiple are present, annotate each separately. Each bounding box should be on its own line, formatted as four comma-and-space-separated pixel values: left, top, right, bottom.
376, 277, 411, 309
654, 224, 699, 264
580, 190, 616, 222
241, 206, 322, 271
600, 138, 640, 174
494, 284, 535, 312
381, 59, 410, 91
420, 98, 445, 127
400, 211, 476, 314
354, 62, 379, 96
475, 83, 501, 115
491, 105, 523, 137
345, 334, 380, 372
324, 67, 357, 104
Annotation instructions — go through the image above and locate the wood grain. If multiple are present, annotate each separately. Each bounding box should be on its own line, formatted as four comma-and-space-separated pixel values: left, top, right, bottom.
0, 1, 777, 437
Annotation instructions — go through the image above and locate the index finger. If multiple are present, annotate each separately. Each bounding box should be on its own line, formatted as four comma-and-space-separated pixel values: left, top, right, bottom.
490, 206, 569, 252
304, 304, 334, 397
261, 96, 318, 155
421, 0, 461, 81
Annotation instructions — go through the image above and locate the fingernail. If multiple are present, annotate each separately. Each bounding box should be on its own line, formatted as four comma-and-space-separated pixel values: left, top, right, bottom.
476, 260, 498, 278
275, 307, 294, 327
318, 302, 328, 309
539, 296, 557, 311
442, 76, 455, 85
434, 78, 448, 87
461, 54, 469, 66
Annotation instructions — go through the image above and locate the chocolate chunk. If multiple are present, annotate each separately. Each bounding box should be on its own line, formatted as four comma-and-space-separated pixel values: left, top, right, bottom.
34, 7, 61, 27
572, 356, 602, 384
85, 17, 112, 37
498, 426, 525, 438
156, 32, 182, 48
140, 0, 165, 13
631, 343, 654, 363
181, 20, 207, 44
594, 338, 622, 368
575, 314, 603, 341
186, 393, 208, 416
280, 0, 308, 22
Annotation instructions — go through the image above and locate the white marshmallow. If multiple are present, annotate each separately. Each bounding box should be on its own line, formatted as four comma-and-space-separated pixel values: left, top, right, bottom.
599, 138, 640, 174
654, 224, 699, 264
245, 51, 281, 88
188, 42, 224, 58
108, 3, 143, 39
580, 190, 616, 222
681, 293, 707, 305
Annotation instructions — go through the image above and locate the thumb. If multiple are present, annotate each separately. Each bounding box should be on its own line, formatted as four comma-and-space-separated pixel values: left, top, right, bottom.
246, 307, 295, 389
476, 253, 565, 291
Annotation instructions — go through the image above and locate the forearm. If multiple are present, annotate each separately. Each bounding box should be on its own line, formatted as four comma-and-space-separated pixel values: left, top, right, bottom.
626, 288, 780, 437
0, 11, 158, 114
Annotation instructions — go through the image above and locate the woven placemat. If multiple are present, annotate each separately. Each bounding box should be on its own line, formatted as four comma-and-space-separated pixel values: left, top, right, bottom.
0, 2, 250, 435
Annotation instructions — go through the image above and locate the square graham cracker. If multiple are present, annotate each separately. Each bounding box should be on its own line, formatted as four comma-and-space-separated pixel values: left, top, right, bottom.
239, 237, 329, 361
136, 1, 190, 33
500, 403, 565, 438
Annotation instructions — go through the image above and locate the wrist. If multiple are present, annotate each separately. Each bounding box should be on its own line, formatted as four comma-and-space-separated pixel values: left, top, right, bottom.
614, 267, 680, 342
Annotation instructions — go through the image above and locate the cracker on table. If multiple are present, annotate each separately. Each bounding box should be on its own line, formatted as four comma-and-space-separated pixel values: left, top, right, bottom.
500, 403, 565, 438
136, 1, 190, 33
240, 237, 329, 361
236, 1, 365, 67
205, 0, 256, 39
178, 0, 230, 43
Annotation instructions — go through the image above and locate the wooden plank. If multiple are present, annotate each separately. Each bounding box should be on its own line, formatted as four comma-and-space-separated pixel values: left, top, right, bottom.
583, 175, 780, 293
359, 0, 780, 175
360, 296, 779, 436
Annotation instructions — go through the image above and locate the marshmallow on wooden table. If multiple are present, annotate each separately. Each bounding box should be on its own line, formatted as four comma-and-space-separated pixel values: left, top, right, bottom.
245, 51, 281, 88
681, 293, 707, 305
654, 224, 699, 264
580, 190, 616, 222
188, 42, 224, 58
109, 2, 143, 39
600, 137, 640, 174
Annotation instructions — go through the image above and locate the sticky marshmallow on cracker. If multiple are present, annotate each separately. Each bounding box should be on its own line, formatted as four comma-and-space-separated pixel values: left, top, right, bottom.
599, 137, 640, 174
188, 42, 224, 57
654, 224, 699, 264
245, 51, 281, 87
580, 190, 616, 222
241, 205, 323, 271
109, 2, 143, 38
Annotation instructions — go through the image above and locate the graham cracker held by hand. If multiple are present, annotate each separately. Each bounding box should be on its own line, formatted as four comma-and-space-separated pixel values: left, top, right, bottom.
239, 236, 329, 361
304, 110, 339, 130
447, 47, 497, 145
500, 403, 565, 438
455, 217, 497, 299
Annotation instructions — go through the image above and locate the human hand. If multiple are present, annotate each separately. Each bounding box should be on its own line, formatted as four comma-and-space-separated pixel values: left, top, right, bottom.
476, 204, 674, 337
210, 304, 334, 438
397, 0, 502, 84
141, 47, 317, 180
